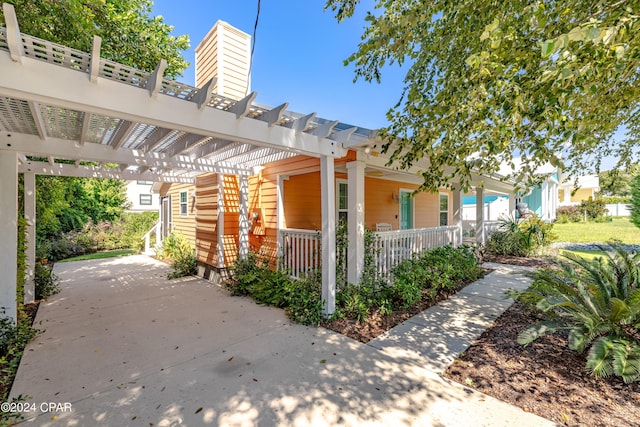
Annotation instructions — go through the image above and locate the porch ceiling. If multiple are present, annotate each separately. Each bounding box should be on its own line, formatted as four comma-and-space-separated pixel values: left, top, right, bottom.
0, 4, 361, 183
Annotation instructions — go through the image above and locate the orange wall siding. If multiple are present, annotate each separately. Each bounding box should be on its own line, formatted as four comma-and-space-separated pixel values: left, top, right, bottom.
195, 174, 219, 266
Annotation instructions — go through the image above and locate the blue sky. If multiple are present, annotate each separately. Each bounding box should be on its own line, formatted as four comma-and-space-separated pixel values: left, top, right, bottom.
151, 0, 404, 130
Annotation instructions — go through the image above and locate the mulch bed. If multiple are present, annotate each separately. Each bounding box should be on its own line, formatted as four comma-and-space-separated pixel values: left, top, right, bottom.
443, 302, 640, 427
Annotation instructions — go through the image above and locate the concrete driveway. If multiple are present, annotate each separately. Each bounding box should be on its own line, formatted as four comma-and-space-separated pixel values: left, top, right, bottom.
10, 255, 555, 426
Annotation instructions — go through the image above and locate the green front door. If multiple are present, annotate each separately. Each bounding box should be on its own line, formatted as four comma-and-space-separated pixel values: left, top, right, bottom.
400, 191, 413, 230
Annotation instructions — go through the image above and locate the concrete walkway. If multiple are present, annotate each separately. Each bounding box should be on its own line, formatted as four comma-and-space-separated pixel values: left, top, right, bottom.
10, 256, 557, 426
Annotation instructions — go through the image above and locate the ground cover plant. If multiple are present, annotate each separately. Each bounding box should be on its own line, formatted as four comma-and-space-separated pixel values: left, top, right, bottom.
156, 232, 197, 279
226, 244, 484, 340
485, 215, 556, 257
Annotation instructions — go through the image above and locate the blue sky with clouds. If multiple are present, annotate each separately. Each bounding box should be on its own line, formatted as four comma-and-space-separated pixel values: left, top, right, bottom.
151, 0, 404, 130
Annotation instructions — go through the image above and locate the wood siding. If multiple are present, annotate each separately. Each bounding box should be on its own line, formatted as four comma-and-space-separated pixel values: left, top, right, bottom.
195, 174, 219, 266
160, 183, 197, 246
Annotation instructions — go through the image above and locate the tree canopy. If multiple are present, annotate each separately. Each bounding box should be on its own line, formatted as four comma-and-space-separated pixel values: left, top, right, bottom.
326, 0, 640, 192
0, 0, 189, 78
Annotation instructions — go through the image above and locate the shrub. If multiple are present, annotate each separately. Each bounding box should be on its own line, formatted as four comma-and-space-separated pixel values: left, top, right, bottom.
158, 233, 197, 279
486, 215, 555, 257
556, 205, 581, 223
512, 243, 640, 383
34, 263, 61, 300
579, 198, 607, 221
227, 252, 323, 325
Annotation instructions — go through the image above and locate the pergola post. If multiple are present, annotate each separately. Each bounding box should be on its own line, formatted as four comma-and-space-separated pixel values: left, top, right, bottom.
320, 156, 336, 315
347, 160, 365, 286
0, 150, 18, 322
238, 175, 249, 260
452, 186, 462, 246
475, 186, 485, 246
23, 172, 36, 303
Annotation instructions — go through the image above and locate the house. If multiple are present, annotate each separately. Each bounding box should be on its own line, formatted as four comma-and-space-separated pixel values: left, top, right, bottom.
125, 180, 159, 213
558, 173, 600, 206
0, 7, 516, 320
156, 21, 518, 289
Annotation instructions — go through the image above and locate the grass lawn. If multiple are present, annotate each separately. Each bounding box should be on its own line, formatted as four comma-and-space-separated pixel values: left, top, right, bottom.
553, 217, 640, 244
58, 249, 137, 262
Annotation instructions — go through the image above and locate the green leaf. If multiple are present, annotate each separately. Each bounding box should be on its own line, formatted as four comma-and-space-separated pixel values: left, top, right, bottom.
587, 337, 615, 378
540, 40, 556, 58
517, 321, 562, 345
567, 27, 585, 42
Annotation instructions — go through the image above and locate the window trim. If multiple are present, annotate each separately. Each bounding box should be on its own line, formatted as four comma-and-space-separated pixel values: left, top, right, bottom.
439, 192, 449, 226
336, 179, 348, 223
179, 190, 188, 216
139, 194, 152, 206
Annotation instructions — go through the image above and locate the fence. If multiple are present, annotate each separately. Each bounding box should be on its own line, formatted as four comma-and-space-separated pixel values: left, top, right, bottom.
279, 228, 321, 279
372, 225, 462, 280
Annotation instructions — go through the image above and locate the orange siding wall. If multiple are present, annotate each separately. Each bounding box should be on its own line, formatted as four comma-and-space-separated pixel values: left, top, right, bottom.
195, 174, 219, 266
222, 175, 240, 265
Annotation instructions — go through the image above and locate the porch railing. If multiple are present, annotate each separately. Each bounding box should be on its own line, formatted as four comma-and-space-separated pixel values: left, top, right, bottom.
373, 225, 462, 280
141, 222, 161, 255
279, 228, 321, 279
279, 225, 462, 281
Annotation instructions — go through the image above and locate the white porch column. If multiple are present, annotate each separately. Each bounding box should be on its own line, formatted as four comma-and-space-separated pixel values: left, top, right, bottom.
346, 160, 365, 285
320, 156, 336, 315
452, 186, 462, 246
0, 151, 18, 322
217, 174, 225, 268
238, 175, 249, 260
475, 186, 485, 246
24, 172, 36, 304
276, 175, 288, 258
508, 192, 516, 217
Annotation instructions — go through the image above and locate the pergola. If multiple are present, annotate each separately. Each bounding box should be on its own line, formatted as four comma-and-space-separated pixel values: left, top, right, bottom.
0, 4, 358, 321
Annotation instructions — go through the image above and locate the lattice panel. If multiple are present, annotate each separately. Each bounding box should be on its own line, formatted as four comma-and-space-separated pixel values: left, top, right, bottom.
122, 123, 156, 149
23, 35, 90, 71
0, 97, 39, 135
0, 28, 8, 50
101, 59, 149, 88
86, 114, 121, 144
151, 130, 182, 152
40, 105, 82, 140
160, 80, 198, 101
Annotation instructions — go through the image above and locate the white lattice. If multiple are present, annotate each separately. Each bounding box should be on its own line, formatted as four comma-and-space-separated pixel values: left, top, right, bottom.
40, 105, 82, 140
0, 97, 39, 135
86, 114, 121, 145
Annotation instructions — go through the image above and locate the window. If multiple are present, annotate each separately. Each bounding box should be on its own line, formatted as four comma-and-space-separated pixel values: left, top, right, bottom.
139, 194, 152, 206
137, 180, 153, 185
180, 190, 188, 216
337, 180, 348, 223
439, 193, 449, 226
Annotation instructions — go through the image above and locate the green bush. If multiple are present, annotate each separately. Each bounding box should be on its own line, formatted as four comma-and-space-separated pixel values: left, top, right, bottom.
35, 263, 61, 300
512, 243, 640, 383
579, 198, 607, 221
556, 205, 581, 223
486, 215, 555, 257
16, 217, 27, 313
227, 252, 323, 325
0, 312, 39, 424
158, 233, 197, 279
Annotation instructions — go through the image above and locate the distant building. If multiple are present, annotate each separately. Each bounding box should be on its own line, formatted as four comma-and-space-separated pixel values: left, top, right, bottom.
125, 180, 159, 213
558, 174, 600, 206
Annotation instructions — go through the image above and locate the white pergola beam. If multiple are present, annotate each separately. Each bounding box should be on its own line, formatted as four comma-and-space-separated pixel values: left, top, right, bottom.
110, 120, 137, 150
292, 113, 316, 133
194, 77, 216, 110
27, 102, 47, 140
228, 92, 257, 119
3, 3, 23, 63
0, 53, 346, 158
334, 127, 358, 146
179, 139, 235, 160
148, 59, 167, 98
259, 102, 288, 128
137, 128, 174, 153
18, 161, 195, 183
242, 150, 299, 168
79, 111, 91, 146
309, 120, 339, 138
3, 132, 252, 176
89, 36, 102, 83
165, 135, 210, 158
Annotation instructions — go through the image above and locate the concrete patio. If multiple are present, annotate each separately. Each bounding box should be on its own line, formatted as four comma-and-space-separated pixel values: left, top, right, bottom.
10, 255, 556, 426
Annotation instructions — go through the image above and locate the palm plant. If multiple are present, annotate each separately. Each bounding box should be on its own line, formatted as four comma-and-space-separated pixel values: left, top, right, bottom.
514, 243, 640, 383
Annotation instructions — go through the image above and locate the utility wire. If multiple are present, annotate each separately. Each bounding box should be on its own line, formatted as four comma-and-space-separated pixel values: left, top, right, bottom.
247, 0, 260, 94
